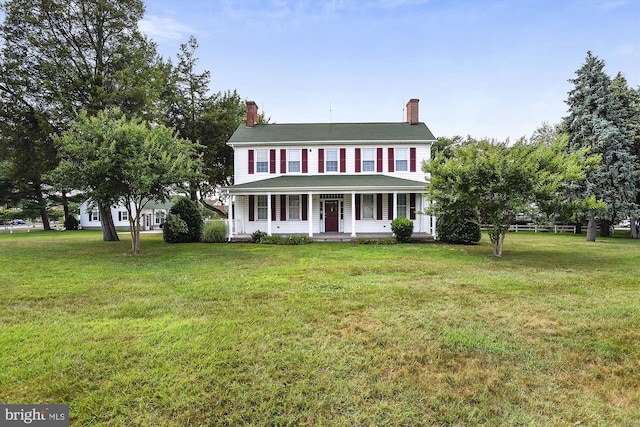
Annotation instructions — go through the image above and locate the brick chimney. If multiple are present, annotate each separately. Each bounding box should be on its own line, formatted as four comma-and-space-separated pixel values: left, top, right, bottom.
406, 99, 419, 125
246, 101, 258, 127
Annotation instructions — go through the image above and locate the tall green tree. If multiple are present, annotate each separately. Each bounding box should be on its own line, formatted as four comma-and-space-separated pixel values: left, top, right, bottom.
51, 108, 205, 255
425, 137, 591, 257
161, 37, 244, 209
610, 73, 640, 238
0, 0, 164, 238
564, 52, 637, 241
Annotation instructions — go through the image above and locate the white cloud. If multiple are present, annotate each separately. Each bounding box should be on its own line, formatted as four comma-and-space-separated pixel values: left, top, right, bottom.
138, 15, 195, 43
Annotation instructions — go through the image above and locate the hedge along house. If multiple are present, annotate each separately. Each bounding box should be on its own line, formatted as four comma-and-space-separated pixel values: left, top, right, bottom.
224, 99, 436, 240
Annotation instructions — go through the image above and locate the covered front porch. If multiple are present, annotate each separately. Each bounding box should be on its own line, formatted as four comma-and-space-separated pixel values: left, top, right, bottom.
224, 175, 436, 241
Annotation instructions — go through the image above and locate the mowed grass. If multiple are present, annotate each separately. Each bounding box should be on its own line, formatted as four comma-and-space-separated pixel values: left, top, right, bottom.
0, 231, 639, 426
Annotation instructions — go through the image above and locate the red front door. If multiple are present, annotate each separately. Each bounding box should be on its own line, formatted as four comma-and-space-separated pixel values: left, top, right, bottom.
325, 201, 339, 232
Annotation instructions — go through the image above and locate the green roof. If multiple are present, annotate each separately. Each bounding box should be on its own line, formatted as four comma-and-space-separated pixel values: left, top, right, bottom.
228, 122, 436, 145
227, 175, 427, 193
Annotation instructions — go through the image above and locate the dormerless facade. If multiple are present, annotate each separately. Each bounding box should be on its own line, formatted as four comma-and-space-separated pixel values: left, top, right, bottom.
225, 99, 436, 239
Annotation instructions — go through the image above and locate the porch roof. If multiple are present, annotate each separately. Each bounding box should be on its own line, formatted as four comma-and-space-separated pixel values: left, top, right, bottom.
226, 174, 427, 194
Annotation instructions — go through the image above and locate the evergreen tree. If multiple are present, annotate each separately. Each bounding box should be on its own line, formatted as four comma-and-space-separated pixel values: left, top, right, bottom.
564, 52, 636, 241
610, 73, 640, 238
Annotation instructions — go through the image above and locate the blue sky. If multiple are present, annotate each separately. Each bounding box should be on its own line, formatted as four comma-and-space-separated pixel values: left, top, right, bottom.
79, 1, 640, 139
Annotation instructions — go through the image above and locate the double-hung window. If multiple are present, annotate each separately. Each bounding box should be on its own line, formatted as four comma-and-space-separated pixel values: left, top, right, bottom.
397, 194, 407, 218
90, 209, 100, 221
256, 150, 269, 173
257, 195, 268, 220
288, 150, 300, 173
362, 194, 374, 219
362, 149, 375, 172
288, 195, 300, 220
326, 150, 338, 172
396, 148, 408, 171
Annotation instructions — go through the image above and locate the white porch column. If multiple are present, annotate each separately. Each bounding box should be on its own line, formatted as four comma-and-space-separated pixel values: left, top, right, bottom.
227, 192, 234, 240
393, 192, 398, 220
351, 192, 357, 237
267, 192, 272, 236
308, 192, 313, 237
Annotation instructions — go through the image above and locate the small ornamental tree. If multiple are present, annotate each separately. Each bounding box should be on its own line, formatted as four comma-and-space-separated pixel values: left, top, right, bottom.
425, 136, 592, 257
51, 108, 204, 255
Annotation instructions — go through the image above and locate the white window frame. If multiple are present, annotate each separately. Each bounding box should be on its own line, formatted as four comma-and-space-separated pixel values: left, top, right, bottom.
288, 195, 300, 220
396, 148, 408, 172
362, 194, 374, 219
362, 148, 375, 172
256, 150, 269, 173
288, 149, 301, 173
397, 194, 407, 218
90, 209, 100, 221
257, 195, 268, 220
121, 210, 128, 221
326, 149, 338, 172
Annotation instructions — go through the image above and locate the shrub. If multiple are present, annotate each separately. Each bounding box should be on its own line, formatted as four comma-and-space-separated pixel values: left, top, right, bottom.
436, 213, 481, 244
251, 230, 268, 243
202, 221, 227, 243
163, 214, 190, 243
170, 197, 202, 243
64, 215, 79, 230
252, 232, 311, 245
391, 216, 414, 243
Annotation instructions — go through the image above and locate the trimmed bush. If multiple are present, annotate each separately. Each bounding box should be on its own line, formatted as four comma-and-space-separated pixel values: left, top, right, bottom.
163, 214, 190, 243
202, 221, 227, 243
64, 215, 79, 230
436, 214, 481, 244
170, 197, 202, 243
251, 230, 268, 243
391, 216, 414, 243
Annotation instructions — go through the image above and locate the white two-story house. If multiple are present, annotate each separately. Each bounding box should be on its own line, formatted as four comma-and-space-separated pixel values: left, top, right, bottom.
225, 99, 436, 240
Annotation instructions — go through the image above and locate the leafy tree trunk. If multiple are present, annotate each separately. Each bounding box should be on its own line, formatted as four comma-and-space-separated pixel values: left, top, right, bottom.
631, 216, 640, 239
599, 219, 611, 237
128, 207, 141, 255
35, 184, 51, 231
99, 203, 119, 241
586, 211, 598, 242
492, 229, 507, 258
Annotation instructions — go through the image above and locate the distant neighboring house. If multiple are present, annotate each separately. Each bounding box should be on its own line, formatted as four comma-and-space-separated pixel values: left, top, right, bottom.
79, 200, 171, 231
224, 99, 436, 239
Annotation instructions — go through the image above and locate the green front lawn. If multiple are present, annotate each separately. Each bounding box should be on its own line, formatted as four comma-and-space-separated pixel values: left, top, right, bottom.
1, 231, 638, 425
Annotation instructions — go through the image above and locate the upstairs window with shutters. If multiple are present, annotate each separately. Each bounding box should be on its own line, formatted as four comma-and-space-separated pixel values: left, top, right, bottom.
256, 150, 269, 173
326, 150, 338, 172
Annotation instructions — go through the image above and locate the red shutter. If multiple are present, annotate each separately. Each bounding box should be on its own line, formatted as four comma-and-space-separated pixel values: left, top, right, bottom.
270, 149, 276, 174
280, 195, 287, 221
355, 148, 361, 173
355, 194, 361, 220
340, 148, 346, 173
410, 147, 417, 172
302, 194, 308, 221
376, 194, 383, 220
302, 149, 308, 173
280, 149, 286, 174
410, 193, 416, 220
388, 148, 394, 172
377, 148, 383, 173
387, 193, 393, 220
318, 148, 324, 173
249, 195, 255, 221
271, 195, 276, 221
248, 150, 254, 174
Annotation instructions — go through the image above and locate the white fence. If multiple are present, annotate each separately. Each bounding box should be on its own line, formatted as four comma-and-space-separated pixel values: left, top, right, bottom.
481, 224, 577, 233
